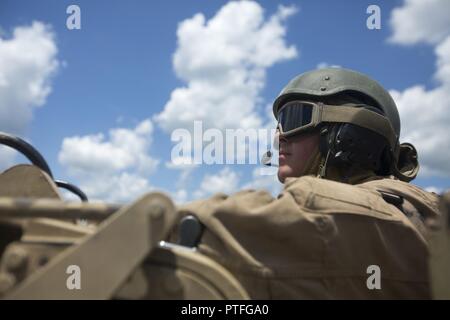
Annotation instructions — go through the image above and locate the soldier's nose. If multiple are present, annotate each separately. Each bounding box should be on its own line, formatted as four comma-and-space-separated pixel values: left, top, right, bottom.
279, 136, 289, 152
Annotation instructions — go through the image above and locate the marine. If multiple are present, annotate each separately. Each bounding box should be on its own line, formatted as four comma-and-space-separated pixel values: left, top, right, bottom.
175, 67, 441, 299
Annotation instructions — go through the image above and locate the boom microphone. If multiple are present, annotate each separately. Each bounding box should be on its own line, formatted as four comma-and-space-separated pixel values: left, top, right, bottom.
261, 131, 280, 167
261, 150, 279, 167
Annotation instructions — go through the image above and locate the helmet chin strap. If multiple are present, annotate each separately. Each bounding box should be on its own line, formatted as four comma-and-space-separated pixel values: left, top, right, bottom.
315, 143, 377, 183
317, 149, 331, 179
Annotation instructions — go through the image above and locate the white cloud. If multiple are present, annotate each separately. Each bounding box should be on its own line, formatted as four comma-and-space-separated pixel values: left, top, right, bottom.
0, 21, 59, 135
193, 167, 240, 198
154, 1, 298, 133
425, 186, 443, 194
192, 166, 281, 201
242, 167, 283, 196
389, 0, 450, 45
387, 0, 450, 177
172, 189, 188, 204
389, 40, 450, 176
0, 146, 17, 172
58, 119, 160, 202
435, 36, 450, 82
59, 120, 157, 175
78, 172, 154, 204
165, 156, 198, 169
316, 62, 341, 69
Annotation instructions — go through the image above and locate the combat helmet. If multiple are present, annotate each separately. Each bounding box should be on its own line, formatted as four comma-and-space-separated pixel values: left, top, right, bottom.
273, 67, 419, 182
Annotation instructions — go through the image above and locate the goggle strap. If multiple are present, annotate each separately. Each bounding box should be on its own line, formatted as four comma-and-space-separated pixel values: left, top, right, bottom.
320, 105, 399, 155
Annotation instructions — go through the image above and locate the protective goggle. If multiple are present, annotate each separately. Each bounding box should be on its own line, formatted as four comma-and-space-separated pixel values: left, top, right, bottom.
276, 100, 399, 153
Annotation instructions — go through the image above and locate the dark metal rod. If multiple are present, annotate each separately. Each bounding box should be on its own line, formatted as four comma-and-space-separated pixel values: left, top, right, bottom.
0, 197, 121, 220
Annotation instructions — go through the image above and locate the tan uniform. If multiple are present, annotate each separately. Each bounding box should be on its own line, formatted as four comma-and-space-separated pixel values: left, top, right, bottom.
178, 176, 440, 299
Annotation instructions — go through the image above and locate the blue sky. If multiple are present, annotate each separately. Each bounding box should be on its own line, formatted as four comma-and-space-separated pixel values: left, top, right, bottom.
0, 0, 449, 203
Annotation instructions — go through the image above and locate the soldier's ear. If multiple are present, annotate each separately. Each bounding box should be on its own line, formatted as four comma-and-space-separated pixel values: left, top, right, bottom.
393, 143, 419, 182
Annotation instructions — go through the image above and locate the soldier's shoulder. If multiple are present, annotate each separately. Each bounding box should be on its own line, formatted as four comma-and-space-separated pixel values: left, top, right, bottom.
281, 175, 409, 220
358, 177, 440, 215
283, 175, 364, 194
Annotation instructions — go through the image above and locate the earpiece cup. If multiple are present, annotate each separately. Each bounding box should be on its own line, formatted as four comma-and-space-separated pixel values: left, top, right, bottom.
319, 123, 388, 172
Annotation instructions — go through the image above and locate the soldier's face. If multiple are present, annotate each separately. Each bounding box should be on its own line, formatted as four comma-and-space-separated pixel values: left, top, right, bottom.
277, 132, 320, 183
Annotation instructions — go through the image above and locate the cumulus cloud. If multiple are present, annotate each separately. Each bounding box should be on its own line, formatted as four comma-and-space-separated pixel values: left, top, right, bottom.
79, 172, 154, 204
172, 189, 188, 204
154, 0, 298, 133
0, 146, 17, 172
424, 186, 446, 194
390, 78, 450, 177
242, 167, 283, 196
193, 167, 240, 198
158, 1, 297, 179
0, 21, 59, 135
192, 166, 281, 200
389, 0, 450, 45
58, 120, 160, 202
388, 0, 450, 177
0, 21, 59, 171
